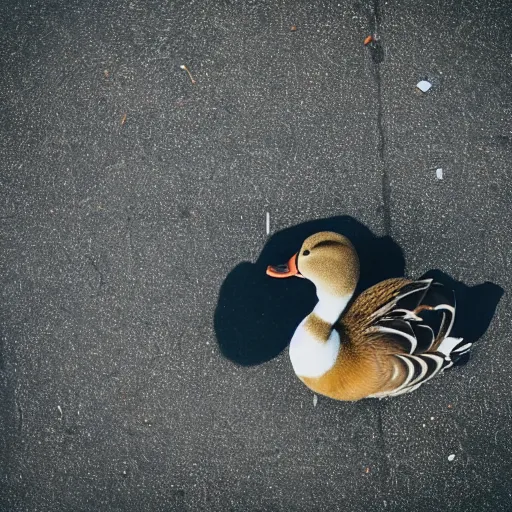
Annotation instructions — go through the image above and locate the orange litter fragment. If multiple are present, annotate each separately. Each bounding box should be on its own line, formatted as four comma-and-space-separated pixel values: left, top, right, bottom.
364, 35, 373, 45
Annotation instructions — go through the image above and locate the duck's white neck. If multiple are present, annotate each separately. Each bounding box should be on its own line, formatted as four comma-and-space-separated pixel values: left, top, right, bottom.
289, 292, 352, 378
313, 291, 352, 326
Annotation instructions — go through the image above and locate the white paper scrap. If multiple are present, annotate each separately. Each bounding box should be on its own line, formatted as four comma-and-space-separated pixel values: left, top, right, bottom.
417, 80, 432, 92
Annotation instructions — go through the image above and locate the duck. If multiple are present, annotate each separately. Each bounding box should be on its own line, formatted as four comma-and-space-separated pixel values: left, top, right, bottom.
266, 231, 472, 401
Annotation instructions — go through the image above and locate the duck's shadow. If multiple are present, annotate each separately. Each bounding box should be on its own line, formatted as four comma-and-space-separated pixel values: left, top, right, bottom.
214, 216, 503, 366
419, 269, 503, 347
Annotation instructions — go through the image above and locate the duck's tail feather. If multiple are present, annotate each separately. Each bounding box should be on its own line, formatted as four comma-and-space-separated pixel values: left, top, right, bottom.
438, 337, 472, 368
382, 338, 472, 397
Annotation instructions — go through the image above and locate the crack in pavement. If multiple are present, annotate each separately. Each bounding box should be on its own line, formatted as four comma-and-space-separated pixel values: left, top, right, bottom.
368, 0, 391, 237
368, 0, 392, 504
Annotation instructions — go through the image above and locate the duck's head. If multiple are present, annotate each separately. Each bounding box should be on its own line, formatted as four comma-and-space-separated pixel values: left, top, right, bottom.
267, 231, 360, 301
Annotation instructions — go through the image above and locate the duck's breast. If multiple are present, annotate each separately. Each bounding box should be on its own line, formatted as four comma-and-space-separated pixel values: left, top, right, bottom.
289, 320, 340, 378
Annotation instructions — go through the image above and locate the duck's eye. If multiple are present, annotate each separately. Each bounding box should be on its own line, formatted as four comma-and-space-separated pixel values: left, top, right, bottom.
302, 250, 310, 256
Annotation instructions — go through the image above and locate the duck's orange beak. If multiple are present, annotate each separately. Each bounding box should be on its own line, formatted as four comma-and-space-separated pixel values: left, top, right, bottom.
266, 253, 303, 278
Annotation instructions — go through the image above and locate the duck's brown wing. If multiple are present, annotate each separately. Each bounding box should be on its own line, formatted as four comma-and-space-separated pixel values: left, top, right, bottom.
342, 278, 470, 398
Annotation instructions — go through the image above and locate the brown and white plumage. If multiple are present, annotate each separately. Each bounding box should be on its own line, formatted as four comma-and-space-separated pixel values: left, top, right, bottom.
266, 231, 471, 401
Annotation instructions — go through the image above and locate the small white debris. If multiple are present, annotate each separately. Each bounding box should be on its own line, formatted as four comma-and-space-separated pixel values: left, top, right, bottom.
416, 80, 432, 93
422, 424, 426, 427
436, 168, 443, 180
430, 416, 435, 420
448, 454, 456, 462
266, 212, 270, 235
57, 405, 63, 418
313, 394, 318, 407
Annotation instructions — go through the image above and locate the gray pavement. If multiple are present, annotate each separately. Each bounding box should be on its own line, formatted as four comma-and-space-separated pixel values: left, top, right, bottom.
1, 0, 511, 510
